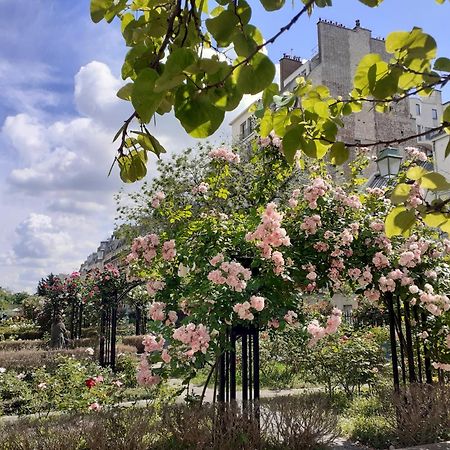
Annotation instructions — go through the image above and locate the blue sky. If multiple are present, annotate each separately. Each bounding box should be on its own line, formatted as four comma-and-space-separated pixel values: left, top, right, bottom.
0, 0, 449, 292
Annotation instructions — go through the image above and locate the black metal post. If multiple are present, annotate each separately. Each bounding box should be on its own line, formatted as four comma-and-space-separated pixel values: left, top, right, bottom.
403, 301, 417, 383
230, 329, 237, 401
421, 312, 433, 384
413, 305, 423, 383
78, 303, 83, 339
242, 332, 248, 403
253, 327, 260, 400
387, 293, 400, 391
218, 347, 226, 402
395, 297, 407, 385
99, 305, 106, 367
70, 302, 75, 340
110, 303, 118, 371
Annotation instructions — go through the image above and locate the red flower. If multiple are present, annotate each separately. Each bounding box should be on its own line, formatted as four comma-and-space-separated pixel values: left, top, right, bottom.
85, 378, 96, 389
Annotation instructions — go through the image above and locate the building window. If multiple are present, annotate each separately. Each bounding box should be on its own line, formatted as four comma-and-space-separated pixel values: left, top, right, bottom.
239, 118, 254, 139
432, 108, 438, 120
415, 104, 421, 115
417, 124, 422, 141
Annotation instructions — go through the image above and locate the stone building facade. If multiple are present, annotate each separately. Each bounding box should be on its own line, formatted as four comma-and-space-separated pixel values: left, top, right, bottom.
280, 19, 418, 156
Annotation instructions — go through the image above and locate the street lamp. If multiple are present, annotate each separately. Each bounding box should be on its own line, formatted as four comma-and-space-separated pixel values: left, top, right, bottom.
376, 147, 403, 178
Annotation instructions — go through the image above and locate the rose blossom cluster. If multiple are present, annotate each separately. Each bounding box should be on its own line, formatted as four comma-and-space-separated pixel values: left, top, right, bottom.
208, 259, 251, 292
372, 252, 390, 269
192, 182, 209, 195
146, 280, 166, 297
418, 286, 450, 317
126, 234, 176, 268
246, 202, 290, 274
333, 187, 362, 209
407, 182, 423, 208
162, 240, 176, 261
208, 147, 240, 163
259, 131, 282, 149
288, 189, 301, 208
136, 355, 160, 386
432, 362, 450, 372
148, 302, 178, 325
398, 238, 429, 268
307, 308, 342, 347
366, 187, 385, 197
151, 191, 165, 208
142, 334, 165, 352
303, 178, 328, 209
233, 296, 265, 320
300, 215, 321, 236
149, 302, 166, 321
405, 146, 428, 162
284, 310, 298, 325
142, 334, 172, 363
172, 323, 211, 357
126, 233, 160, 264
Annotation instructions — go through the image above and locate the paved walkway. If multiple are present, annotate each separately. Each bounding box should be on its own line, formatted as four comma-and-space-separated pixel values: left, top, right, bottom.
396, 444, 450, 450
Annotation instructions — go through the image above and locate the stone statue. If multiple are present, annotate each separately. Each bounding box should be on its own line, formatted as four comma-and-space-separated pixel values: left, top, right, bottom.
50, 314, 67, 349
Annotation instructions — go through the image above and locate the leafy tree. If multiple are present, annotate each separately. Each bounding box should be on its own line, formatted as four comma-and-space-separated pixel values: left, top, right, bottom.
92, 0, 450, 236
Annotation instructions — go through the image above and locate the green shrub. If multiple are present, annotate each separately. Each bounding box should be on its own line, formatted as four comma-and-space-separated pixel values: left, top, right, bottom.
115, 353, 139, 387
349, 415, 394, 449
305, 329, 386, 397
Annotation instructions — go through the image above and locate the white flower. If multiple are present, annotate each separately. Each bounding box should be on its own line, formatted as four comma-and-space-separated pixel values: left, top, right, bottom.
177, 263, 189, 278
85, 347, 94, 356
409, 285, 419, 294
0, 367, 6, 374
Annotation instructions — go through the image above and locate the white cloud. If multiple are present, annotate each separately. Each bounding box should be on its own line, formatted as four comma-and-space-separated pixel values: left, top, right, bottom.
74, 61, 131, 127
0, 59, 239, 292
13, 213, 73, 260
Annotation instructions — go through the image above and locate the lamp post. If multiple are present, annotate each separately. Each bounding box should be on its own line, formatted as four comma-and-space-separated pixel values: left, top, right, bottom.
376, 147, 403, 178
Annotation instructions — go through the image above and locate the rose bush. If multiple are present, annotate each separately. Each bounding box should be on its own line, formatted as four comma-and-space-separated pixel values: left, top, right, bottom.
117, 141, 450, 388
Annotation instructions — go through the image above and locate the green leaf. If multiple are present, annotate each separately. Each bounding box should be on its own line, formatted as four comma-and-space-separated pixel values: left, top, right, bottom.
175, 84, 225, 138
314, 101, 330, 118
354, 53, 382, 92
391, 183, 411, 204
229, 0, 252, 25
118, 152, 147, 183
445, 140, 450, 158
385, 206, 415, 237
206, 10, 239, 46
406, 166, 428, 181
420, 172, 450, 190
422, 212, 449, 229
358, 0, 384, 5
444, 105, 450, 134
116, 83, 133, 101
131, 68, 163, 123
434, 57, 450, 72
90, 0, 113, 23
259, 0, 285, 11
386, 28, 437, 62
259, 110, 273, 137
234, 53, 276, 95
262, 83, 279, 109
329, 142, 349, 165
282, 126, 302, 164
155, 48, 196, 92
232, 25, 263, 57
300, 139, 329, 159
